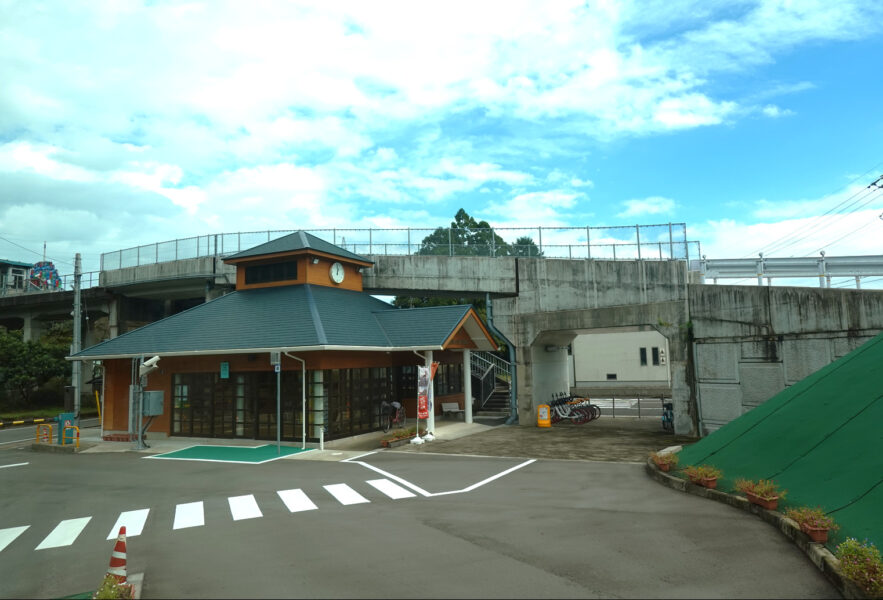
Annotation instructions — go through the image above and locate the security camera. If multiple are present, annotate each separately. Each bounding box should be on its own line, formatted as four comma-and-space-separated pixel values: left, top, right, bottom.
138, 355, 161, 378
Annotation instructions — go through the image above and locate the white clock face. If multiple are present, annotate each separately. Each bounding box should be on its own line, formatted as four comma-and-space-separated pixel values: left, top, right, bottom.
330, 262, 345, 283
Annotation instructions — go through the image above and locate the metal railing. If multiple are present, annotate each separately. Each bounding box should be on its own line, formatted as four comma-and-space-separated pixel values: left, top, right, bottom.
590, 397, 666, 419
100, 223, 699, 270
471, 351, 511, 383
694, 254, 883, 289
0, 271, 100, 297
472, 365, 496, 410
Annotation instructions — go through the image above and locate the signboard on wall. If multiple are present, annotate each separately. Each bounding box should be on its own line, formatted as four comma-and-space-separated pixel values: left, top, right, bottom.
220, 362, 229, 379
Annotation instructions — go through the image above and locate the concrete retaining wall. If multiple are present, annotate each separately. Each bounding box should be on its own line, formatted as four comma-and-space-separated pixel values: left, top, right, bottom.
689, 285, 883, 434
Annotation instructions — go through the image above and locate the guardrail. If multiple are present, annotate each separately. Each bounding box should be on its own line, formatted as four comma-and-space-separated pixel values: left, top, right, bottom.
0, 271, 100, 297
693, 254, 883, 288
100, 223, 699, 270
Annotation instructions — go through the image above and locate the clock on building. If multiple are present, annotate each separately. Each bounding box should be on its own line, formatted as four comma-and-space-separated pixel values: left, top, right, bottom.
329, 262, 345, 283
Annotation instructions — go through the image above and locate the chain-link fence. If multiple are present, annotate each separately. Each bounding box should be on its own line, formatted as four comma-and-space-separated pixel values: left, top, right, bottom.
100, 223, 699, 270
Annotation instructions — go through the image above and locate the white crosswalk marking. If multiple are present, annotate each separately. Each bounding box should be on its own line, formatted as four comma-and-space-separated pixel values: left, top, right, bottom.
277, 489, 318, 513
173, 501, 205, 530
228, 494, 262, 520
366, 478, 417, 499
36, 517, 91, 550
0, 526, 29, 552
324, 483, 370, 505
107, 509, 150, 539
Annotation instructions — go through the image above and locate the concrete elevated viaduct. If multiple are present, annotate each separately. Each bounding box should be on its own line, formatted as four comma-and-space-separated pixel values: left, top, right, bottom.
3, 254, 883, 437
361, 255, 883, 436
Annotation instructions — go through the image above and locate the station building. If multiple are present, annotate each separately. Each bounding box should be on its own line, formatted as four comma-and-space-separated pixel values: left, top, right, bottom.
70, 232, 497, 443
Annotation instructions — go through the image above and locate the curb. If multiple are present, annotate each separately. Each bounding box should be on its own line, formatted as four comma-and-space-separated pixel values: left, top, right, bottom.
645, 459, 872, 599
0, 417, 54, 428
31, 442, 97, 454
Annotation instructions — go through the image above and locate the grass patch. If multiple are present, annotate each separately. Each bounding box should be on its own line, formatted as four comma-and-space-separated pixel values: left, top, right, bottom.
0, 407, 99, 421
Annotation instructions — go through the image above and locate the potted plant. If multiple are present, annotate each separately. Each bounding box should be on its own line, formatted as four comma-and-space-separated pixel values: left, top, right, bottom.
734, 478, 787, 510
835, 538, 883, 597
684, 464, 722, 489
649, 451, 679, 472
784, 506, 840, 543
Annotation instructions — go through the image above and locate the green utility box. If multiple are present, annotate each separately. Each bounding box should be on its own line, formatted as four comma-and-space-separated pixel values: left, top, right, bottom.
56, 412, 76, 444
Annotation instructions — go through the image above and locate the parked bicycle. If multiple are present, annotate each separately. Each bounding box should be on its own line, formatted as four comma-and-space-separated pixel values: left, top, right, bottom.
549, 392, 601, 425
380, 400, 407, 433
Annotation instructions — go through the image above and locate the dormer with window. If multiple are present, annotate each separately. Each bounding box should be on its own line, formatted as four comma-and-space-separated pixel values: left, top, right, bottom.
223, 231, 373, 292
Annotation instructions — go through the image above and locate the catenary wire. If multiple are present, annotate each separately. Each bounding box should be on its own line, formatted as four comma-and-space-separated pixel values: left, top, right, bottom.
746, 166, 883, 258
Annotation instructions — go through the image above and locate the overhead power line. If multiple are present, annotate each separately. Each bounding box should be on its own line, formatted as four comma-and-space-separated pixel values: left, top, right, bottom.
746, 163, 883, 258
753, 176, 882, 257
0, 234, 75, 268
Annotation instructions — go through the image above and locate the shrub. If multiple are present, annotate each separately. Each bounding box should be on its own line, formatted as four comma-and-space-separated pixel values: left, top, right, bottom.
784, 506, 839, 531
836, 538, 883, 596
734, 478, 787, 500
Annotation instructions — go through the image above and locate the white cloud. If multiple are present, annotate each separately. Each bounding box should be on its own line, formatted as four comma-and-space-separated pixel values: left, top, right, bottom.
761, 104, 794, 118
487, 190, 583, 228
618, 197, 677, 218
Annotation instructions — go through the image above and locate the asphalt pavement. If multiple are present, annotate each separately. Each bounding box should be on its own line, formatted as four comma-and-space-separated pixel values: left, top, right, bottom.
0, 416, 839, 599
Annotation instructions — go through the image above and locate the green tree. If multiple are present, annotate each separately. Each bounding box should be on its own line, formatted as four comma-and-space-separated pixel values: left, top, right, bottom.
511, 236, 543, 257
415, 208, 512, 257
0, 326, 70, 409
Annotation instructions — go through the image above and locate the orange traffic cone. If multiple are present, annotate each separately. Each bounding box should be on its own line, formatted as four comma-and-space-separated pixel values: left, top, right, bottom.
106, 526, 128, 583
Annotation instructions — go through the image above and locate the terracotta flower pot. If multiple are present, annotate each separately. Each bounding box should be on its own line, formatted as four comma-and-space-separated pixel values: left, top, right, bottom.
801, 524, 829, 543
657, 462, 671, 472
700, 476, 718, 489
745, 491, 779, 510
688, 473, 702, 484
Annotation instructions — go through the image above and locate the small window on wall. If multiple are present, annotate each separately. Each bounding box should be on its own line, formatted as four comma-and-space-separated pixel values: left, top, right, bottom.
244, 260, 297, 285
606, 373, 617, 380
652, 347, 660, 366
639, 347, 647, 366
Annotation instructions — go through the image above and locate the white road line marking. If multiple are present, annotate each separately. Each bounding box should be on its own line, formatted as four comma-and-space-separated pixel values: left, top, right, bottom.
0, 462, 28, 468
324, 483, 370, 505
0, 439, 32, 446
430, 459, 537, 496
173, 501, 205, 530
107, 509, 150, 539
366, 478, 416, 499
228, 494, 263, 520
277, 489, 318, 513
36, 517, 91, 550
341, 457, 432, 497
0, 526, 29, 552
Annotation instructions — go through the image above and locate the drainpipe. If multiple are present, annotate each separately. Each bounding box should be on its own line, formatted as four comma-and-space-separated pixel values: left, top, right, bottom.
485, 293, 518, 425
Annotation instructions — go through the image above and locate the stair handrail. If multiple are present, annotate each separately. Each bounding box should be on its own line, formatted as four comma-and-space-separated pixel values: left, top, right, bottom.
471, 351, 511, 383
473, 364, 495, 410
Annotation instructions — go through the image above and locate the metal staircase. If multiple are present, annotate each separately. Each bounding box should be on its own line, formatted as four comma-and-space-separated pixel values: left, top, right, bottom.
470, 351, 511, 417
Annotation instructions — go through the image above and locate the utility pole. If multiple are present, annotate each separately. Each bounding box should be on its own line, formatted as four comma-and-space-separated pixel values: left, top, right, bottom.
72, 253, 82, 424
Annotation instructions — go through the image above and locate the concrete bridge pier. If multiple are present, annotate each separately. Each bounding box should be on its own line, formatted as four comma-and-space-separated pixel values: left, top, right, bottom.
503, 299, 698, 436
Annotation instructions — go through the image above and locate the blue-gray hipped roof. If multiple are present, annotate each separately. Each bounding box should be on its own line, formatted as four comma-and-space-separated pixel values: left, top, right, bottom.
72, 284, 489, 359
224, 231, 372, 264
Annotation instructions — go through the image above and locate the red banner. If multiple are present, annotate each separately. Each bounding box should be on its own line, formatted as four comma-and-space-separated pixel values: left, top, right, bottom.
417, 394, 429, 419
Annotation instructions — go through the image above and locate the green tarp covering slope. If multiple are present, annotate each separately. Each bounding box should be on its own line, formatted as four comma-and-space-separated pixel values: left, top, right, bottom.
678, 331, 883, 548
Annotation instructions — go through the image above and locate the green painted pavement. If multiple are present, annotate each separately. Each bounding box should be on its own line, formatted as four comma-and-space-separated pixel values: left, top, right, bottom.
678, 331, 883, 550
149, 444, 313, 463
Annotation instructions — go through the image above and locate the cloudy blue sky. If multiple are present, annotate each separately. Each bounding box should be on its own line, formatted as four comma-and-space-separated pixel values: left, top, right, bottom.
1, 0, 882, 286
